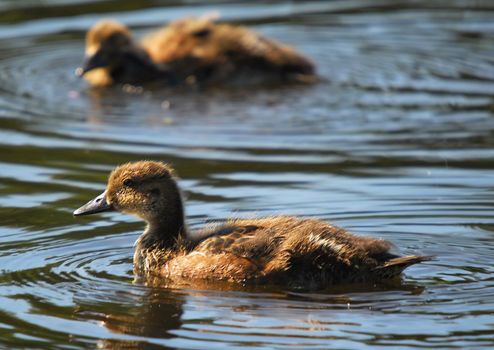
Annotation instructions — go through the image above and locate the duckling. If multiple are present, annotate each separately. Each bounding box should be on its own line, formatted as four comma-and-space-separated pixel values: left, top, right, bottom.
73, 161, 431, 288
78, 17, 315, 87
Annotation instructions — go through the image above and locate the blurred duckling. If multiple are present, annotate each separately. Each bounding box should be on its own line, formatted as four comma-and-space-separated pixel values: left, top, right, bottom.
74, 161, 430, 288
78, 17, 315, 87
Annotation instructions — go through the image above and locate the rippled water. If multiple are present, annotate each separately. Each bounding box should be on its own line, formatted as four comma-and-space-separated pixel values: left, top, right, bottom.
1, 0, 494, 349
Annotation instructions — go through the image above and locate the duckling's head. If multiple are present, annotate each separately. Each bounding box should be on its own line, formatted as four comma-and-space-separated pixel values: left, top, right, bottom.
77, 20, 135, 77
74, 161, 184, 227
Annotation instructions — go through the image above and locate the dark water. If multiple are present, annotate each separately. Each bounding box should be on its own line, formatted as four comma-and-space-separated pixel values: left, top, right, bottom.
1, 0, 494, 349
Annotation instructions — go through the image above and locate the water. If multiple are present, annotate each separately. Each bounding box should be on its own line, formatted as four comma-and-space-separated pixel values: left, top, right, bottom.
0, 0, 494, 349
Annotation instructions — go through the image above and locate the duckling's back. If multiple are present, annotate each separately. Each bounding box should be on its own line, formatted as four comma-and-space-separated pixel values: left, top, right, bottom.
190, 216, 430, 288
141, 18, 315, 85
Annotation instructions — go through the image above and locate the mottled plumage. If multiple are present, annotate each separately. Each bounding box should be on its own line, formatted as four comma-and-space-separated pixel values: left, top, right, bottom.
78, 17, 315, 87
74, 161, 431, 289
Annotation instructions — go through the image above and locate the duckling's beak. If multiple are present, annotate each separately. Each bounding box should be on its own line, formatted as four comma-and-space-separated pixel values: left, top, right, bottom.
73, 190, 114, 216
76, 51, 106, 77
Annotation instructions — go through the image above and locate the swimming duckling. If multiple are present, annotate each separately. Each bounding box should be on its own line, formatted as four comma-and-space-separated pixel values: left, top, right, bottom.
78, 17, 315, 87
74, 161, 430, 288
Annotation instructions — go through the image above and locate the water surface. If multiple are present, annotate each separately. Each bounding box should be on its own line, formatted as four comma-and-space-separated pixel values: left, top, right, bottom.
0, 1, 494, 349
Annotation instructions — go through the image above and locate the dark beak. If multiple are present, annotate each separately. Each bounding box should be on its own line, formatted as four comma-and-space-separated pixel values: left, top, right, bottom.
73, 190, 114, 216
76, 50, 106, 77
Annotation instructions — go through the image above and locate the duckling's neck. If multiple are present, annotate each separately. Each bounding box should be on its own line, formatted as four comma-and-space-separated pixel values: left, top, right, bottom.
136, 178, 187, 248
111, 47, 178, 85
134, 203, 187, 274
143, 212, 186, 248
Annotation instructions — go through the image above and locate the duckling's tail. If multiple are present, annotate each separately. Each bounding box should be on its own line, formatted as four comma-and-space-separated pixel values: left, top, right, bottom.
375, 255, 433, 277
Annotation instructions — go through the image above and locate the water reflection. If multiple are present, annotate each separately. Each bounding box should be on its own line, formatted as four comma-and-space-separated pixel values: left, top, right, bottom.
92, 280, 427, 350
95, 288, 182, 349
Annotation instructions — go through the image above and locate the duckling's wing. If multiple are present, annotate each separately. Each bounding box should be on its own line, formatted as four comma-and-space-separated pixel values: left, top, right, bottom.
193, 223, 283, 263
196, 224, 259, 254
229, 30, 315, 76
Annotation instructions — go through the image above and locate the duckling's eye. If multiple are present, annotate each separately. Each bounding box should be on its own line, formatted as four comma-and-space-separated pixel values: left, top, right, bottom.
150, 188, 160, 196
123, 178, 135, 187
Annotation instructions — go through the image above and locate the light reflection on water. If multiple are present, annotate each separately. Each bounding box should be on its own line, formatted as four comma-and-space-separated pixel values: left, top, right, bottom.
0, 0, 494, 349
